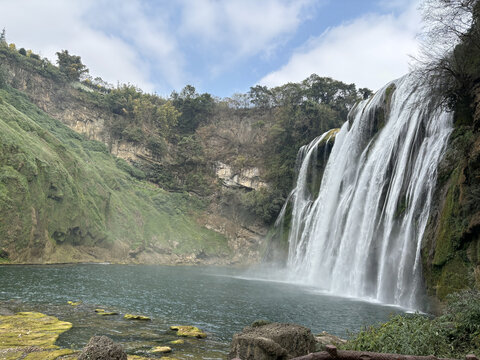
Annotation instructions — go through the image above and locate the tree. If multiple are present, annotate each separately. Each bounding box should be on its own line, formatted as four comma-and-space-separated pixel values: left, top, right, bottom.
416, 0, 480, 110
56, 50, 88, 81
171, 85, 214, 133
0, 28, 6, 45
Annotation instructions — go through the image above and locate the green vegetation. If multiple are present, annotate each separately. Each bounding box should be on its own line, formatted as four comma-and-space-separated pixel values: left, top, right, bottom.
0, 83, 229, 262
344, 290, 480, 358
56, 50, 88, 81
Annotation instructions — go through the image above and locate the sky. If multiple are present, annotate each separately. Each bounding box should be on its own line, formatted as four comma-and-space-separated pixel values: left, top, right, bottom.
0, 0, 422, 97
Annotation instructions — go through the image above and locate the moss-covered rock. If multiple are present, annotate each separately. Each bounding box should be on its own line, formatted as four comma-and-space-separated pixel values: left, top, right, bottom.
170, 325, 206, 338
0, 312, 72, 349
124, 314, 151, 321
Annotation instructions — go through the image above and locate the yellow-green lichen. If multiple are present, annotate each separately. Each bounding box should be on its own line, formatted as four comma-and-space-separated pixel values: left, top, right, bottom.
170, 325, 206, 338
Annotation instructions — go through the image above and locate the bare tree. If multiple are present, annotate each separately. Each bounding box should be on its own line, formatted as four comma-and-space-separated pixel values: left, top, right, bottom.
414, 0, 480, 109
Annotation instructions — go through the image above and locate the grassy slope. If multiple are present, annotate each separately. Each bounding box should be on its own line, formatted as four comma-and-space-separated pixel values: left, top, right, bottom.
0, 86, 229, 263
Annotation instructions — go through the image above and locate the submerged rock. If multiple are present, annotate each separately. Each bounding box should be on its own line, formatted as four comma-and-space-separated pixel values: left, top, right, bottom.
170, 325, 207, 338
229, 322, 315, 360
150, 346, 172, 353
78, 336, 127, 360
169, 339, 184, 345
95, 309, 119, 316
67, 301, 82, 306
124, 314, 151, 321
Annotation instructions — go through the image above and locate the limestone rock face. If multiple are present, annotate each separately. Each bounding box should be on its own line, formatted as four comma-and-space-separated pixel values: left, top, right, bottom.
78, 336, 127, 360
215, 162, 267, 190
229, 322, 315, 360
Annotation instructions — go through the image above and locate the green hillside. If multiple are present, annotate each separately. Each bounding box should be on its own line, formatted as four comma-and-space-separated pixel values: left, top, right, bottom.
0, 85, 229, 264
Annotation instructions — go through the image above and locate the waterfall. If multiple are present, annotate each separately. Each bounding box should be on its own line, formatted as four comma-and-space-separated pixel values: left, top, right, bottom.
284, 74, 452, 310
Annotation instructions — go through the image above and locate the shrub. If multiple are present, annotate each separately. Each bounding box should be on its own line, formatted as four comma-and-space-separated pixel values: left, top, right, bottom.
344, 290, 480, 358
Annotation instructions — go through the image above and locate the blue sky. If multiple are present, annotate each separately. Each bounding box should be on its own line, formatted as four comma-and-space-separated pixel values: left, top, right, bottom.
0, 0, 421, 97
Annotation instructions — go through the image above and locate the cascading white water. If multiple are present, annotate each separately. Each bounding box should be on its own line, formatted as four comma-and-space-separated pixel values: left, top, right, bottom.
285, 74, 452, 310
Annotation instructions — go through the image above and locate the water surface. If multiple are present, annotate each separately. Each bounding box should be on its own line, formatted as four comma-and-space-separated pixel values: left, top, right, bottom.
0, 264, 403, 358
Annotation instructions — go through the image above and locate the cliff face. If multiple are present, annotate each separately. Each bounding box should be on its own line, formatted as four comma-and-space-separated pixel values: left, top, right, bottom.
3, 56, 150, 161
422, 83, 480, 301
0, 56, 268, 264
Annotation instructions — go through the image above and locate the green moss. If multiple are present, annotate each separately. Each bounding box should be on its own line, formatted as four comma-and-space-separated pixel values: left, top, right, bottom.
170, 325, 207, 338
436, 256, 471, 300
0, 312, 72, 349
433, 167, 463, 266
0, 85, 230, 262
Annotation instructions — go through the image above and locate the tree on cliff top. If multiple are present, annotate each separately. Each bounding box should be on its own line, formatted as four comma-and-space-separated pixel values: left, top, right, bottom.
0, 28, 6, 45
56, 50, 88, 81
417, 0, 480, 110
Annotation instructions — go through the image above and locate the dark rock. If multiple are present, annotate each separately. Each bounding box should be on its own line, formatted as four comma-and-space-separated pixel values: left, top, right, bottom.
229, 322, 315, 360
78, 336, 127, 360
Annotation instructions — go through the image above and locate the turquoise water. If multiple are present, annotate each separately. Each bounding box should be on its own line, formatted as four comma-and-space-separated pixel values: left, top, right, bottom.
0, 264, 403, 358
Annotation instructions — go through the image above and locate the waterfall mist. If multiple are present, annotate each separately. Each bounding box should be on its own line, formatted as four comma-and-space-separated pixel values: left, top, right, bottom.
280, 74, 452, 310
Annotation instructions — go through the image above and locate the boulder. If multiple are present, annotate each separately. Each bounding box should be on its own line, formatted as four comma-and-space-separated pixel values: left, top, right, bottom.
314, 331, 347, 351
229, 322, 315, 360
78, 336, 127, 360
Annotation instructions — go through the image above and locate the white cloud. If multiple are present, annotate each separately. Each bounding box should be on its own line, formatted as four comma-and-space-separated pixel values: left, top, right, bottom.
258, 1, 422, 91
0, 0, 185, 93
179, 0, 315, 59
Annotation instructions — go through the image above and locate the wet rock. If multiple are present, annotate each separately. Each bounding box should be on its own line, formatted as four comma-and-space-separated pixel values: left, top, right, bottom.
78, 336, 127, 360
170, 325, 207, 338
314, 331, 347, 351
229, 322, 315, 360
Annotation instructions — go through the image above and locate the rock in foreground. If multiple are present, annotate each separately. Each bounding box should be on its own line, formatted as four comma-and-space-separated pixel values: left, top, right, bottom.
78, 336, 127, 360
229, 322, 315, 360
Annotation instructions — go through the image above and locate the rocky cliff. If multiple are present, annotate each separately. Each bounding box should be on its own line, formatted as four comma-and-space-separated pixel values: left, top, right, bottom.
422, 82, 480, 301
0, 51, 268, 264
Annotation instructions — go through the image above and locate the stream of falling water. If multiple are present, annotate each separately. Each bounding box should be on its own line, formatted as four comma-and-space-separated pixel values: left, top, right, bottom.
283, 74, 452, 310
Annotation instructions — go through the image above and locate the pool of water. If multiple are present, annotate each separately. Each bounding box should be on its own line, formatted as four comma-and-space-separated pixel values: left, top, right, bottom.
0, 264, 403, 358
